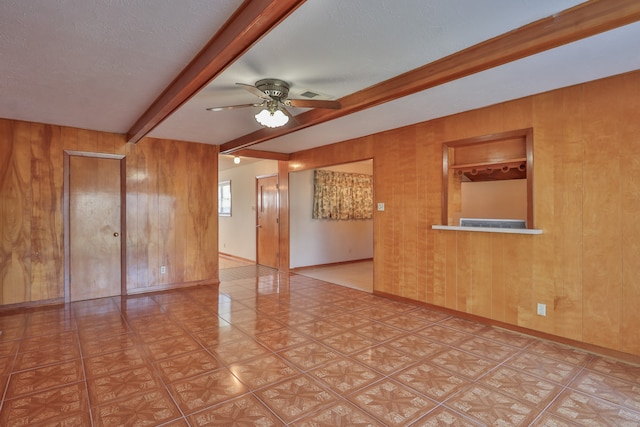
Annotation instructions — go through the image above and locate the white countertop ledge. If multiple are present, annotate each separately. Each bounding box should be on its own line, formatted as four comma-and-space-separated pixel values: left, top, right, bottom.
432, 225, 543, 235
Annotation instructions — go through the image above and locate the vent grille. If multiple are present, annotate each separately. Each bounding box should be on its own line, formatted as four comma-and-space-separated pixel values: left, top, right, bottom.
459, 218, 526, 229
300, 90, 319, 98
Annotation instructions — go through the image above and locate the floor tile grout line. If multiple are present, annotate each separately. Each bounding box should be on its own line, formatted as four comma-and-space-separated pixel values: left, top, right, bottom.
74, 318, 95, 427
562, 363, 640, 414
0, 336, 21, 407
111, 298, 189, 425
528, 382, 574, 427
3, 309, 93, 424
340, 376, 441, 427
250, 388, 296, 425
578, 360, 640, 399
182, 389, 250, 424
294, 331, 468, 419
472, 343, 565, 424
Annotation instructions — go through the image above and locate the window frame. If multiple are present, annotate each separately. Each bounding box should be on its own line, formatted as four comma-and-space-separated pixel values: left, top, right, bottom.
442, 128, 534, 228
218, 180, 232, 216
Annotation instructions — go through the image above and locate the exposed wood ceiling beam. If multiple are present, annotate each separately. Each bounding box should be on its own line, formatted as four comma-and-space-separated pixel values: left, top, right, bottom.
234, 149, 290, 161
126, 0, 306, 144
220, 0, 640, 154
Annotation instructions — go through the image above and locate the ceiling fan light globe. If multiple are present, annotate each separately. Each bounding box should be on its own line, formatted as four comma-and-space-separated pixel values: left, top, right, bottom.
255, 108, 289, 128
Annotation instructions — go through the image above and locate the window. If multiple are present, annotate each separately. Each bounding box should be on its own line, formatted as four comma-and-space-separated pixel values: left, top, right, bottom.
312, 170, 373, 220
218, 180, 231, 216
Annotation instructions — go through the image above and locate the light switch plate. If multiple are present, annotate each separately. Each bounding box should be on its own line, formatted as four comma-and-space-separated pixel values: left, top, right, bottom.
377, 202, 385, 211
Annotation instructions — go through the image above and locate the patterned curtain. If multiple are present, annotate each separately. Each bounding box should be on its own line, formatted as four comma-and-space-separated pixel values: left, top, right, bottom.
312, 170, 373, 220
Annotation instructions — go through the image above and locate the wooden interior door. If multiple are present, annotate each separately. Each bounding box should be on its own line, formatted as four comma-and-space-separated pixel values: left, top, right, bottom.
256, 175, 279, 269
68, 155, 122, 301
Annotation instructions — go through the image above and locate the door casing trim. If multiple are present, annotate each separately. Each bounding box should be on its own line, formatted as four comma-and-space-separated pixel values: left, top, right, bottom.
63, 150, 126, 303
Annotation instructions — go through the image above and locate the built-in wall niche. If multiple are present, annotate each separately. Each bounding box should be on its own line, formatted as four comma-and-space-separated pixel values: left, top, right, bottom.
442, 128, 533, 228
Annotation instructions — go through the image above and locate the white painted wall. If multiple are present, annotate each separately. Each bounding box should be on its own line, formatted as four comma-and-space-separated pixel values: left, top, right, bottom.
290, 160, 374, 268
218, 159, 277, 261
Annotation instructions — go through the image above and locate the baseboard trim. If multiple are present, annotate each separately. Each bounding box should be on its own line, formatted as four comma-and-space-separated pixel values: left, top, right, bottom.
291, 258, 373, 272
0, 298, 65, 314
219, 253, 255, 263
125, 279, 220, 295
0, 281, 223, 313
374, 290, 640, 366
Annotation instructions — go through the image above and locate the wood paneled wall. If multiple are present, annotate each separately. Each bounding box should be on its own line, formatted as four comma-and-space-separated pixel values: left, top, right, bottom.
125, 137, 218, 292
287, 70, 640, 357
0, 121, 218, 304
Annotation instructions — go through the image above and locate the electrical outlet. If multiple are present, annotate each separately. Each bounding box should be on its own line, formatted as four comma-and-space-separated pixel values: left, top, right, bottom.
160, 266, 166, 274
537, 303, 546, 316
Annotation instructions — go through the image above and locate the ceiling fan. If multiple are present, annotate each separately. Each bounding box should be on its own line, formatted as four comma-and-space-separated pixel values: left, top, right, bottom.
206, 79, 341, 128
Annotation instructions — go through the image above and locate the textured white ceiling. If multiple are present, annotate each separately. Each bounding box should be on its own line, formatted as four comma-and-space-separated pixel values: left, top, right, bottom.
2, 1, 639, 156
0, 0, 242, 132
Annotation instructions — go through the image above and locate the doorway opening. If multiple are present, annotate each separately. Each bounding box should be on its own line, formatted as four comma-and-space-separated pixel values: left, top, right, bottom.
289, 159, 374, 292
217, 155, 279, 275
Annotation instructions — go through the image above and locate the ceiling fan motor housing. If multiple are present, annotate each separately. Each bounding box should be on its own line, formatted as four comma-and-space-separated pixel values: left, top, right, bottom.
256, 78, 289, 100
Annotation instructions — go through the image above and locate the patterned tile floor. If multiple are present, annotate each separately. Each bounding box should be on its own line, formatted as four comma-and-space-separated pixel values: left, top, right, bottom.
219, 254, 255, 270
1, 270, 640, 426
293, 261, 373, 293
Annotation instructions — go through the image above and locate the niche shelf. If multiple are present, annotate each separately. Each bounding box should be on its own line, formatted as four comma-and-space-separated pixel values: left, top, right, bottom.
451, 157, 527, 181
442, 128, 534, 228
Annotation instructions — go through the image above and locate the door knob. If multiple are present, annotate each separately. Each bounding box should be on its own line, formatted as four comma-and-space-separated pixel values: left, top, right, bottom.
256, 225, 262, 228
113, 232, 119, 237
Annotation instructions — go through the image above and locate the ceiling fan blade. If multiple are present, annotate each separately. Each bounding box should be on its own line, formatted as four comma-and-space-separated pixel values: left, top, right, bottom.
206, 103, 263, 112
236, 83, 271, 100
280, 105, 298, 126
286, 98, 341, 109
